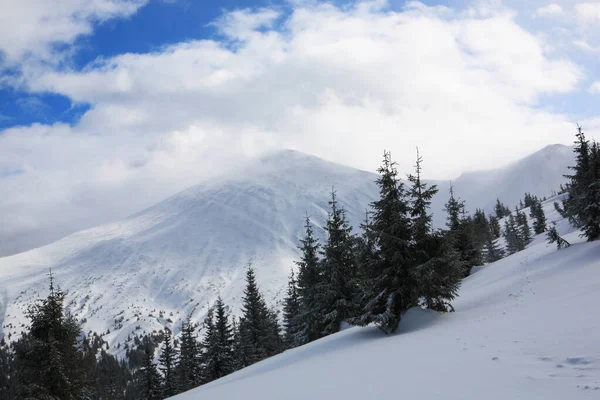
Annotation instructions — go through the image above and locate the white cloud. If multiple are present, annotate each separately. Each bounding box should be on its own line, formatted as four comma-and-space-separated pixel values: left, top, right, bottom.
0, 1, 595, 254
0, 0, 146, 67
535, 4, 564, 17
574, 40, 600, 52
575, 2, 600, 23
590, 81, 600, 93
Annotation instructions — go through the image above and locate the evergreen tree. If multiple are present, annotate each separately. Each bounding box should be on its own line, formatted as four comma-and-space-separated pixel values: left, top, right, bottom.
503, 214, 520, 255
472, 208, 490, 249
175, 318, 200, 392
282, 270, 301, 348
201, 298, 234, 383
495, 199, 510, 219
231, 318, 248, 372
484, 233, 505, 263
407, 150, 463, 312
513, 206, 531, 249
530, 200, 547, 235
159, 327, 178, 397
294, 216, 323, 345
316, 189, 359, 335
139, 344, 162, 400
415, 231, 464, 312
12, 272, 91, 399
238, 265, 281, 366
444, 185, 463, 231
444, 189, 482, 276
407, 148, 438, 246
489, 215, 501, 239
561, 125, 600, 240
547, 226, 571, 249
350, 151, 415, 333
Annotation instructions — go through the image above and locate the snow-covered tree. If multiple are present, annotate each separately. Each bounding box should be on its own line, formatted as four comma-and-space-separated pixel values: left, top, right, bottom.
316, 189, 360, 336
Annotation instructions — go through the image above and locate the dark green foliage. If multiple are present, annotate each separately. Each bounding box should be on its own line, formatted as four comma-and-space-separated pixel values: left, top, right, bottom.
547, 226, 571, 249
517, 208, 532, 246
495, 199, 511, 219
139, 344, 162, 400
444, 185, 463, 232
352, 150, 463, 332
12, 273, 91, 400
503, 214, 521, 255
472, 209, 490, 249
159, 328, 178, 397
529, 200, 547, 235
316, 189, 360, 335
415, 232, 463, 312
201, 297, 235, 383
176, 318, 201, 392
443, 189, 483, 277
282, 270, 301, 348
350, 151, 415, 333
0, 341, 15, 400
238, 266, 283, 367
407, 149, 438, 246
561, 126, 600, 241
293, 216, 323, 345
523, 193, 538, 209
489, 215, 501, 239
484, 233, 505, 263
408, 152, 463, 312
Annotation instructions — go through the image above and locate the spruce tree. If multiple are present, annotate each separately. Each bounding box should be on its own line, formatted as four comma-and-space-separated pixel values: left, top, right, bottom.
238, 265, 280, 366
503, 214, 520, 255
202, 298, 242, 382
489, 215, 501, 239
562, 125, 591, 229
444, 185, 463, 232
350, 151, 415, 333
282, 270, 301, 348
530, 200, 547, 235
581, 142, 600, 240
484, 233, 505, 263
294, 216, 323, 345
407, 148, 438, 247
159, 327, 179, 397
407, 150, 463, 312
495, 199, 510, 219
514, 206, 532, 247
444, 189, 482, 276
175, 318, 200, 392
13, 272, 91, 399
139, 344, 162, 400
547, 226, 571, 249
316, 189, 359, 335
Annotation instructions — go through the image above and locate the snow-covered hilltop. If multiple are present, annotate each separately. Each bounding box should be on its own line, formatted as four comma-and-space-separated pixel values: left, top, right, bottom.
0, 146, 573, 351
173, 198, 600, 400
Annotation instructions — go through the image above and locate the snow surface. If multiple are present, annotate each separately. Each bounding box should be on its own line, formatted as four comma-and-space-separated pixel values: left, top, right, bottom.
172, 200, 600, 399
0, 146, 573, 353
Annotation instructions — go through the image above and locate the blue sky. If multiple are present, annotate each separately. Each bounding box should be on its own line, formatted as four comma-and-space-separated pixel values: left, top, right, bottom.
0, 0, 599, 255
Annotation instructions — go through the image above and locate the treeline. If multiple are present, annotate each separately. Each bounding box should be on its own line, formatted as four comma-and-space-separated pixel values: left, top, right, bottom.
556, 126, 600, 241
1, 145, 566, 399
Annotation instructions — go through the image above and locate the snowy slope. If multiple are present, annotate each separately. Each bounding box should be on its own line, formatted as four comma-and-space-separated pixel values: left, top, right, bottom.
0, 150, 378, 350
173, 201, 600, 400
0, 146, 573, 351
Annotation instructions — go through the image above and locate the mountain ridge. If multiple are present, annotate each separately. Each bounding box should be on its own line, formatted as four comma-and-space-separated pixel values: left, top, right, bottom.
0, 144, 574, 353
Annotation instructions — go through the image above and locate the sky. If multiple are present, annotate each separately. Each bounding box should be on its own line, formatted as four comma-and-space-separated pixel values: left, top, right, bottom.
0, 0, 599, 255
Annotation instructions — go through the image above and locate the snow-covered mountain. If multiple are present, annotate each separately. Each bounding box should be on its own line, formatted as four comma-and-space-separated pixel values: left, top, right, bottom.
173, 199, 600, 400
0, 145, 573, 351
430, 143, 574, 226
